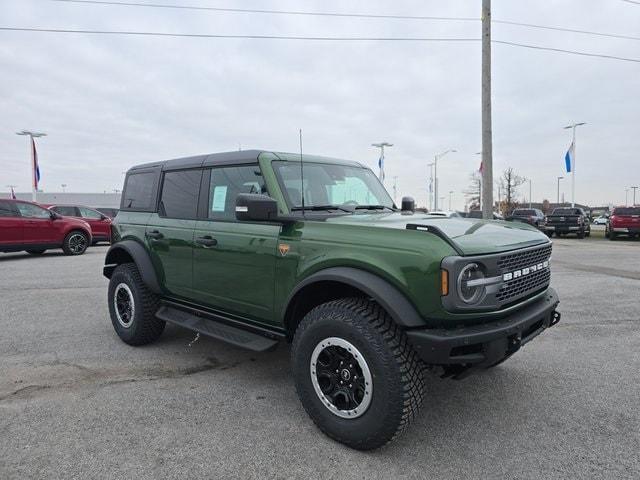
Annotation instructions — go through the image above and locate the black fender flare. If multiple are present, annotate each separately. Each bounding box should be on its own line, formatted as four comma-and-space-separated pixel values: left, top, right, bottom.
103, 240, 162, 294
285, 267, 427, 328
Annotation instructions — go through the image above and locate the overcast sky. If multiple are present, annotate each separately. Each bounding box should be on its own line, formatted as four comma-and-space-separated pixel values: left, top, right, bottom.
1, 0, 638, 209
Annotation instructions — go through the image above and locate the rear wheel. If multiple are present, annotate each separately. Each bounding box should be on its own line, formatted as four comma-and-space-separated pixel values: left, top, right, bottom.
62, 230, 89, 255
108, 263, 165, 345
291, 298, 425, 450
26, 249, 46, 255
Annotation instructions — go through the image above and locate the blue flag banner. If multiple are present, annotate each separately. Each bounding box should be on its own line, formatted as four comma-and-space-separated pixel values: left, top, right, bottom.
565, 141, 574, 173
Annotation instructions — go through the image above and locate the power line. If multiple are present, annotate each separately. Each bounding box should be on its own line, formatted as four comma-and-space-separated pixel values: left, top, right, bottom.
50, 0, 478, 21
1, 26, 639, 63
50, 0, 640, 41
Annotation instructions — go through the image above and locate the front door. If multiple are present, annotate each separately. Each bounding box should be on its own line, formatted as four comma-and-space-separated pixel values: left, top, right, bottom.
145, 168, 202, 299
14, 202, 57, 244
192, 165, 280, 325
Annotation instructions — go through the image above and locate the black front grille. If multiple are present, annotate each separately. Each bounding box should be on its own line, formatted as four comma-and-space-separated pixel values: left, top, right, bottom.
496, 244, 552, 273
496, 268, 551, 303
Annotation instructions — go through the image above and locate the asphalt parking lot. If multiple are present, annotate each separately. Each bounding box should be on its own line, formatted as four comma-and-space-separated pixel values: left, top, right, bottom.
1, 235, 639, 479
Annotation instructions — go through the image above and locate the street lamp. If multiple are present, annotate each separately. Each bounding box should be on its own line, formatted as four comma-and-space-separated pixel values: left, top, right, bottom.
371, 142, 393, 184
16, 130, 47, 201
563, 122, 586, 207
427, 162, 435, 210
557, 176, 564, 205
433, 149, 456, 210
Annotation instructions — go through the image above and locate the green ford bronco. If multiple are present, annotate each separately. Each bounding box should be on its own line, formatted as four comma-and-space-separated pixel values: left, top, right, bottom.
104, 150, 560, 450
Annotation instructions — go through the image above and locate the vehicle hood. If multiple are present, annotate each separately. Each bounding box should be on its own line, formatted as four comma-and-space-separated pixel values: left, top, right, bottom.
323, 212, 549, 256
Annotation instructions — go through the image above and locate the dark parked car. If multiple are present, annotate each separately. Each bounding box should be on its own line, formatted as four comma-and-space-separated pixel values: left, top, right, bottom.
545, 207, 591, 238
0, 199, 92, 255
506, 208, 545, 228
103, 149, 560, 450
606, 206, 640, 240
46, 204, 112, 244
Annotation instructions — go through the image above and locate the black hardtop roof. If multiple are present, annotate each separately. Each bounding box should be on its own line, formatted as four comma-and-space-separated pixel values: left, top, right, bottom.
127, 149, 364, 173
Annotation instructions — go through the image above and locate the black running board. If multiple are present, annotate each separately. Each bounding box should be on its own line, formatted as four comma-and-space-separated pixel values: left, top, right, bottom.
155, 304, 280, 352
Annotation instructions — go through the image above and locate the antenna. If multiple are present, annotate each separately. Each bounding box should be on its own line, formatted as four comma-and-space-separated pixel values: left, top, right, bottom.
299, 129, 305, 215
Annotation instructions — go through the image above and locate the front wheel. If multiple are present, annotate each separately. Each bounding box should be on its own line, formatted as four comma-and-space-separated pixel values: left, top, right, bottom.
62, 230, 89, 255
107, 263, 165, 345
291, 298, 425, 450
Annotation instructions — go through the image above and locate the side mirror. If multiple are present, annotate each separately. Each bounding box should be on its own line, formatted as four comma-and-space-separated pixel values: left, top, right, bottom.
401, 196, 415, 214
235, 194, 279, 222
49, 211, 61, 220
100, 214, 109, 221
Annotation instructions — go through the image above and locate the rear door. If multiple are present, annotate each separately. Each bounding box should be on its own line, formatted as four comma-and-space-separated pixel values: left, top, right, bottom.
0, 201, 23, 246
145, 168, 202, 299
191, 165, 279, 325
14, 202, 57, 244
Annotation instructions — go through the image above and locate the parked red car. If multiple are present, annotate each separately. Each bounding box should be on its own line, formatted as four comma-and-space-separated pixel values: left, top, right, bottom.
46, 204, 112, 244
607, 206, 640, 240
0, 199, 92, 255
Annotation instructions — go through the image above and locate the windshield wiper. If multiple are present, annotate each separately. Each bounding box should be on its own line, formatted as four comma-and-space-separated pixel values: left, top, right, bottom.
291, 205, 354, 213
354, 205, 396, 212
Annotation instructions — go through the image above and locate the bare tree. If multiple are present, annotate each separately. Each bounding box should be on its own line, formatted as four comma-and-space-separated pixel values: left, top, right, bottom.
464, 172, 481, 210
542, 199, 551, 214
500, 167, 526, 213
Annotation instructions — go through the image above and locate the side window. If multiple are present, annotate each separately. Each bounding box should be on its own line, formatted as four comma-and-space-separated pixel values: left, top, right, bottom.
208, 165, 267, 220
0, 201, 17, 217
53, 206, 79, 217
15, 203, 51, 219
78, 207, 102, 219
159, 169, 202, 219
122, 172, 156, 210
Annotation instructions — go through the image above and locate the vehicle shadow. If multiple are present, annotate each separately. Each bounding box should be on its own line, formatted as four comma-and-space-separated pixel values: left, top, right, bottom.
0, 251, 67, 262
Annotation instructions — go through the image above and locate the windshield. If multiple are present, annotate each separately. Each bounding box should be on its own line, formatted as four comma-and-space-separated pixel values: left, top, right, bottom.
272, 161, 394, 210
614, 207, 640, 215
552, 208, 581, 215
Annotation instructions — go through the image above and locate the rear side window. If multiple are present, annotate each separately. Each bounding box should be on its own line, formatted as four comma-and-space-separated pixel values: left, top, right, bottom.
122, 172, 157, 211
53, 206, 78, 216
78, 207, 103, 219
15, 202, 51, 218
0, 201, 17, 217
207, 165, 267, 221
614, 207, 640, 215
159, 169, 202, 219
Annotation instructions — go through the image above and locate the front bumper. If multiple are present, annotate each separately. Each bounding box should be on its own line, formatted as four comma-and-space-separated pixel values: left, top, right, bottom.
407, 288, 559, 368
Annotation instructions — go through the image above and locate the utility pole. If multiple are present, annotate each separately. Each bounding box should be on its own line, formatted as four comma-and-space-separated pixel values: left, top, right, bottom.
449, 190, 454, 210
427, 162, 435, 210
392, 176, 398, 203
433, 149, 456, 211
632, 186, 639, 206
481, 0, 493, 220
16, 130, 46, 201
372, 142, 392, 184
557, 176, 563, 205
563, 122, 586, 207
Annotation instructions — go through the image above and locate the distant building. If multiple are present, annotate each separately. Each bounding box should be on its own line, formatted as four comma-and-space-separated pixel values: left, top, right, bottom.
10, 192, 121, 209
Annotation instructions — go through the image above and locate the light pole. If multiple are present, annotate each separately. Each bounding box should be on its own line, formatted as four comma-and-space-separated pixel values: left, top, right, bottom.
632, 186, 639, 206
16, 130, 47, 201
563, 122, 586, 207
449, 190, 454, 210
557, 176, 563, 205
427, 162, 435, 210
392, 176, 398, 203
371, 142, 392, 184
529, 179, 532, 209
434, 149, 456, 211
481, 0, 494, 220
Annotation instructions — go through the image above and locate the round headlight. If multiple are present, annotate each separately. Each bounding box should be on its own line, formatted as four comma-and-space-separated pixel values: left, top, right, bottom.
457, 263, 486, 304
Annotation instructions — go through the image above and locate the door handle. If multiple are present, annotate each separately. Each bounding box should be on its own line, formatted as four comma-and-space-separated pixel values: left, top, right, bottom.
146, 230, 164, 240
196, 236, 218, 247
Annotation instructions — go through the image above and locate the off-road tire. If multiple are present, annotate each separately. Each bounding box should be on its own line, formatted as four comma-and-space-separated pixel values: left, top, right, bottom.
577, 230, 585, 239
62, 230, 89, 255
108, 263, 165, 345
26, 249, 46, 255
291, 297, 425, 450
